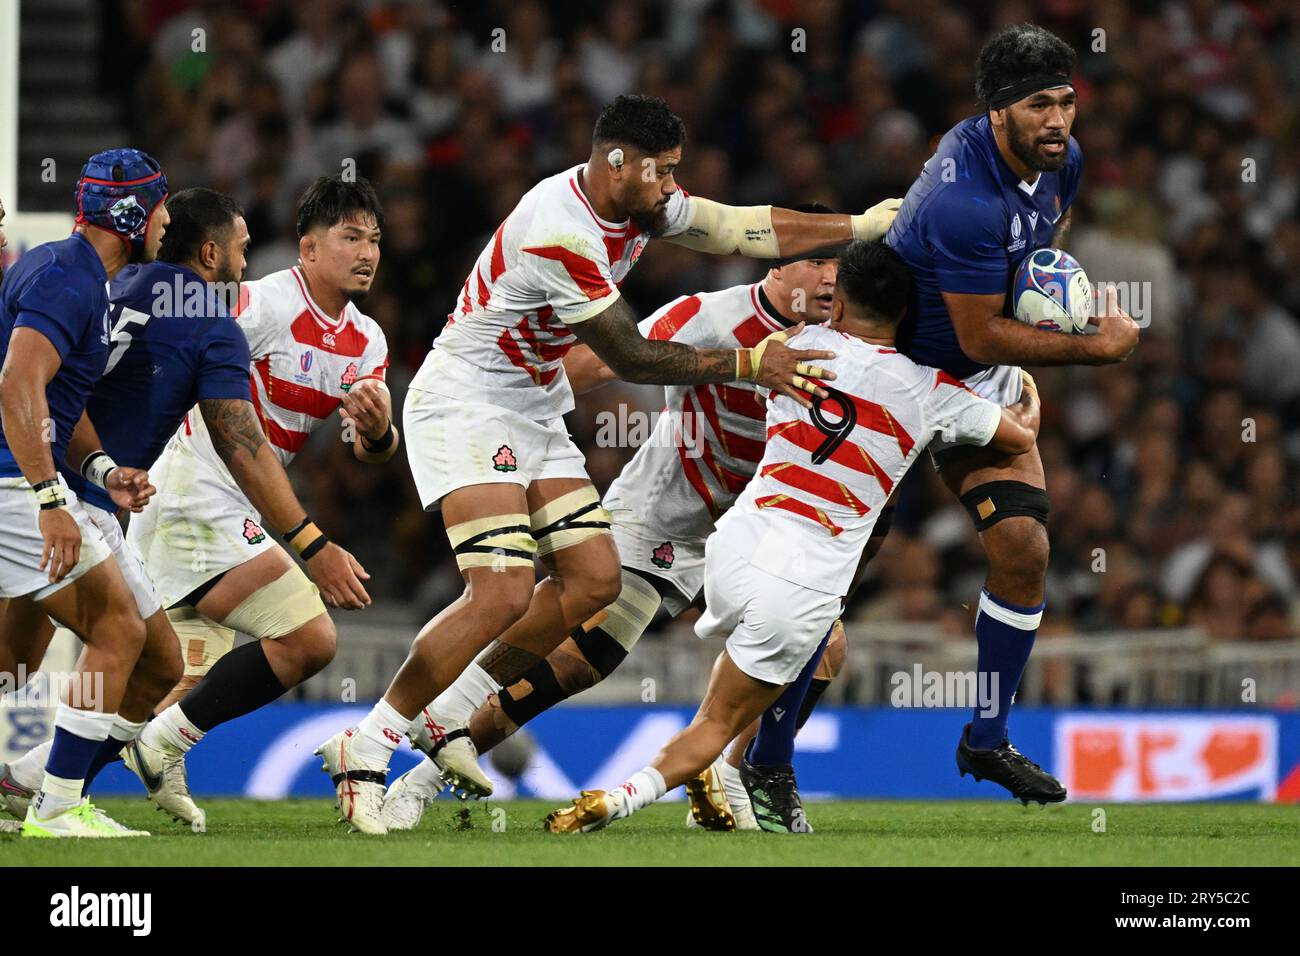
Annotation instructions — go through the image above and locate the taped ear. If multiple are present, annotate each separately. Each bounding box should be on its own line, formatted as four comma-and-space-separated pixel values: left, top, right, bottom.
607, 148, 624, 169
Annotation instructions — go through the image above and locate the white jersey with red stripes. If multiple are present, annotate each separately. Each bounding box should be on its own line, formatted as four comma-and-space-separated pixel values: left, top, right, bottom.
603, 282, 789, 543
409, 163, 691, 421
175, 266, 390, 475
717, 324, 1004, 596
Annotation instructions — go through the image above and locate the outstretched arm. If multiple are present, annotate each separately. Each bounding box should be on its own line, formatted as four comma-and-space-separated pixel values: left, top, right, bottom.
664, 197, 901, 259
569, 297, 835, 407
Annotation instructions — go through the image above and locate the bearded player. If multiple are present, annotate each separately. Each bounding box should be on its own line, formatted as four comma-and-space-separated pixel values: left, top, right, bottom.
545, 240, 1042, 833
382, 216, 890, 833
117, 175, 395, 827
0, 187, 382, 831
882, 24, 1138, 802
315, 94, 901, 834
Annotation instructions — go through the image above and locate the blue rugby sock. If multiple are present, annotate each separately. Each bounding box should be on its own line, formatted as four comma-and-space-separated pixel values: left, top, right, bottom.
45, 705, 116, 782
968, 589, 1043, 749
746, 628, 830, 767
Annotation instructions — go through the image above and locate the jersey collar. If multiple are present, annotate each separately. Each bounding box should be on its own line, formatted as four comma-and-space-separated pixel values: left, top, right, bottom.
571, 166, 632, 235
71, 231, 109, 284
291, 266, 348, 331
977, 115, 1046, 195
750, 283, 789, 331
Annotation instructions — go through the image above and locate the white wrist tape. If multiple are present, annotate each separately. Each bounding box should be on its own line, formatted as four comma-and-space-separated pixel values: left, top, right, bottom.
81, 450, 118, 490
671, 197, 779, 257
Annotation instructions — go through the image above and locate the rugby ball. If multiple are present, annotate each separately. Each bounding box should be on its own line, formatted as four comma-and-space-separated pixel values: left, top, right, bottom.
1012, 247, 1092, 333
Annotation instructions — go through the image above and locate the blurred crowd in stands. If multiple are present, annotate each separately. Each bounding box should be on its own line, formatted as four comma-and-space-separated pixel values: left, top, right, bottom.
101, 0, 1300, 643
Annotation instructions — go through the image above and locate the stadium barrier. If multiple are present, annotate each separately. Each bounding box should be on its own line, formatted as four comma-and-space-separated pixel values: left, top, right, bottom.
13, 702, 1292, 803
293, 619, 1300, 709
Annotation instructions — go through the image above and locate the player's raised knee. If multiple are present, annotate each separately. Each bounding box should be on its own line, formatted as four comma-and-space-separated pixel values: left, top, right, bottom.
288, 612, 338, 676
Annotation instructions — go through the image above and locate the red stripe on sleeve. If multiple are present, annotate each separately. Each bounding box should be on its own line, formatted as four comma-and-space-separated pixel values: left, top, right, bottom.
522, 245, 613, 300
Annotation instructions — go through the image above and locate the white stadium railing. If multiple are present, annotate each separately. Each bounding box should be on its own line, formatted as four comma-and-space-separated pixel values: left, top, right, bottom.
274, 615, 1300, 709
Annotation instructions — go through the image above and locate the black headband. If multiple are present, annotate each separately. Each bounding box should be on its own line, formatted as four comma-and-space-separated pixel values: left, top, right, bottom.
987, 74, 1073, 111
769, 245, 845, 270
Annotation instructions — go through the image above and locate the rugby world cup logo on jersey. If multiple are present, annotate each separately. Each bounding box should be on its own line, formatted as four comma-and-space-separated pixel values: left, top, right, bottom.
1008, 212, 1026, 253
300, 351, 313, 373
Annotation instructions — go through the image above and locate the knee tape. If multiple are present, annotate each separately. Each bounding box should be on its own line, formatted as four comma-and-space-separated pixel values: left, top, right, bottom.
167, 606, 237, 680
577, 568, 662, 652
959, 481, 1050, 532
447, 513, 537, 571
221, 565, 327, 639
529, 487, 611, 558
571, 624, 629, 679
498, 660, 566, 727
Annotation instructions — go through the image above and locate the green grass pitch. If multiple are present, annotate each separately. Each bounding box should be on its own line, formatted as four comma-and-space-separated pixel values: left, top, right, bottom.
4, 798, 1297, 866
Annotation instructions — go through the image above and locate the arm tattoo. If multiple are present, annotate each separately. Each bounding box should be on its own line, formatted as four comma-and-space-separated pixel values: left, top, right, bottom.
1051, 209, 1072, 248
200, 398, 266, 465
476, 640, 544, 685
570, 297, 737, 386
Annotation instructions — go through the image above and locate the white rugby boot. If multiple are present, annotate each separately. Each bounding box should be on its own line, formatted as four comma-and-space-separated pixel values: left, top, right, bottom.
316, 728, 388, 835
409, 707, 493, 798
22, 797, 149, 838
380, 758, 445, 831
123, 736, 206, 830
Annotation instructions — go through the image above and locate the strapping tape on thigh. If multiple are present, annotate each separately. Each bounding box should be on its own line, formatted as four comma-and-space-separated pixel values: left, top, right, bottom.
446, 513, 537, 570
529, 488, 611, 558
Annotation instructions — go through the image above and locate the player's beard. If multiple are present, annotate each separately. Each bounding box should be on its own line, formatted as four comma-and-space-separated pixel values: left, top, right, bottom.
1007, 112, 1068, 173
631, 201, 671, 237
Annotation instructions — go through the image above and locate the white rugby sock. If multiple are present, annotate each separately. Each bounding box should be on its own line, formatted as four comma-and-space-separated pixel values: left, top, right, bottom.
36, 706, 117, 818
109, 716, 149, 743
611, 767, 667, 819
405, 757, 446, 796
33, 773, 84, 819
421, 663, 501, 728
355, 698, 407, 765
143, 704, 205, 754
